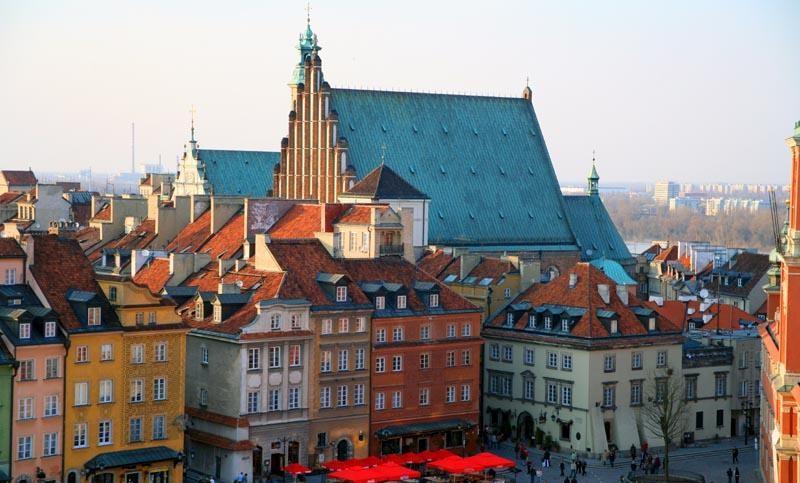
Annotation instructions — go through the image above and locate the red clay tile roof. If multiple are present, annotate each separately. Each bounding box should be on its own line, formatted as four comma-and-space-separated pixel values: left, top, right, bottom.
88, 219, 158, 262
140, 174, 153, 187
643, 299, 762, 332
197, 212, 244, 259
91, 204, 111, 222
73, 227, 102, 252
490, 263, 681, 338
705, 252, 770, 297
29, 235, 119, 330
336, 205, 377, 224
0, 238, 24, 258
133, 258, 172, 294
468, 258, 516, 280
417, 249, 457, 279
654, 245, 678, 263
642, 300, 687, 329
342, 257, 478, 313
0, 192, 23, 205
267, 204, 322, 239
700, 303, 761, 330
1, 170, 37, 186
167, 209, 212, 253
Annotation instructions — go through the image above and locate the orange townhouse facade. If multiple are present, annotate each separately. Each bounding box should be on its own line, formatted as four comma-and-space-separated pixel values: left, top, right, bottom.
760, 120, 800, 483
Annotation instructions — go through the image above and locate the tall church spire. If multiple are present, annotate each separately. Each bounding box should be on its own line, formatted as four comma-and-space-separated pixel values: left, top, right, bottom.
291, 4, 321, 86
587, 150, 599, 197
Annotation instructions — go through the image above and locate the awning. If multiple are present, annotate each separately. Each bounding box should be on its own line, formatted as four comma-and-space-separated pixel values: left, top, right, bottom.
0, 469, 9, 482
84, 446, 181, 471
375, 419, 474, 439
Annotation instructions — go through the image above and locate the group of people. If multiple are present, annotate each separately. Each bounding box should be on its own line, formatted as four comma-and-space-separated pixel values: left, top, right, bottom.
518, 444, 589, 483
627, 443, 661, 475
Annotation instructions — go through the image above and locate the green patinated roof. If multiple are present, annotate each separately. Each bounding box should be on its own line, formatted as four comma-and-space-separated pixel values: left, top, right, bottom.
589, 163, 599, 180
375, 418, 474, 439
198, 149, 279, 197
329, 89, 576, 246
84, 446, 180, 471
590, 258, 637, 286
563, 195, 632, 264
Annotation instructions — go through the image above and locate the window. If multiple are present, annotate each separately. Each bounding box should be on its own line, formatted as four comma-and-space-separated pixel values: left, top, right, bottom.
5, 268, 16, 285
270, 314, 282, 331
101, 344, 113, 361
194, 300, 203, 321
429, 293, 439, 308
603, 354, 616, 372
524, 379, 535, 400
17, 435, 32, 460
108, 286, 117, 301
739, 352, 748, 369
715, 373, 727, 397
630, 381, 642, 406
43, 432, 58, 456
546, 381, 558, 404
18, 397, 34, 419
462, 349, 471, 366
153, 377, 166, 400
201, 346, 209, 365
288, 387, 300, 409
502, 345, 513, 362
335, 286, 348, 302
19, 322, 31, 339
489, 373, 513, 397
657, 351, 667, 367
695, 411, 704, 429
461, 323, 471, 337
19, 360, 34, 381
602, 384, 616, 408
447, 324, 456, 338
154, 342, 167, 362
73, 423, 88, 448
290, 314, 301, 330
337, 385, 348, 407
376, 328, 386, 343
544, 316, 553, 330
152, 415, 166, 440
490, 344, 500, 361
461, 384, 471, 402
76, 346, 88, 363
356, 317, 366, 332
391, 355, 403, 372
610, 320, 618, 334
524, 347, 535, 365
98, 420, 112, 445
355, 348, 365, 370
504, 288, 511, 298
320, 351, 332, 372
420, 353, 430, 369
739, 380, 749, 398
419, 387, 430, 406
547, 351, 558, 368
148, 312, 156, 324
392, 391, 403, 408
44, 394, 59, 416
392, 326, 403, 341
269, 346, 282, 368
561, 319, 569, 332
631, 351, 643, 370
445, 430, 465, 448
199, 388, 208, 406
338, 349, 349, 371
45, 358, 59, 379
74, 382, 88, 406
99, 379, 113, 403
561, 385, 572, 407
268, 389, 281, 411
527, 315, 536, 329
375, 392, 385, 410
420, 325, 430, 340
505, 313, 514, 327
685, 376, 697, 400
716, 409, 724, 427
375, 296, 385, 310
320, 387, 331, 408
339, 318, 349, 333
130, 379, 144, 403
354, 384, 365, 406
213, 305, 222, 323
87, 307, 102, 326
247, 391, 261, 413
655, 378, 667, 401
129, 417, 143, 442
446, 385, 456, 403
131, 344, 144, 364
289, 345, 302, 367
561, 353, 572, 370
446, 350, 455, 367
321, 319, 333, 335
248, 348, 261, 370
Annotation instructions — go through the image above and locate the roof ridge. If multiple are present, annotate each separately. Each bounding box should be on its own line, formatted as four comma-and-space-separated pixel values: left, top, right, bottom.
330, 86, 524, 101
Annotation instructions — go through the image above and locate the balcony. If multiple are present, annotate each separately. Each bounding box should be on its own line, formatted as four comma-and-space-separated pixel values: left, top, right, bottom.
379, 244, 404, 257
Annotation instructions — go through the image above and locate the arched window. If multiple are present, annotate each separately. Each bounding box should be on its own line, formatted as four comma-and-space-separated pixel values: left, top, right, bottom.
270, 313, 282, 331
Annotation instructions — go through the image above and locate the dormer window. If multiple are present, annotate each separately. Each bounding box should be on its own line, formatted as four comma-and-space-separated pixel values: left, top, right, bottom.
429, 293, 439, 308
45, 321, 56, 338
561, 319, 569, 333
194, 300, 203, 321
396, 295, 407, 310
19, 322, 31, 339
544, 316, 552, 330
213, 304, 222, 323
648, 317, 656, 331
290, 314, 301, 330
527, 315, 536, 329
9, 299, 21, 306
610, 320, 618, 334
688, 322, 696, 330
506, 313, 514, 327
336, 286, 348, 303
737, 278, 743, 287
375, 296, 385, 310
87, 307, 102, 326
270, 314, 282, 331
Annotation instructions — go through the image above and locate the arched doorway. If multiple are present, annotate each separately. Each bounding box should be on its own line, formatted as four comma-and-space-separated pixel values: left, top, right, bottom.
336, 439, 350, 461
67, 473, 78, 483
517, 412, 534, 442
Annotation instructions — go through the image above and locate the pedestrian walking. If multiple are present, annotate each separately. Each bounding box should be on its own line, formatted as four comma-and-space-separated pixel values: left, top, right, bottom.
569, 461, 577, 478
602, 449, 609, 466
560, 460, 565, 476
516, 442, 522, 459
543, 450, 550, 467
630, 444, 637, 461
581, 459, 587, 476
726, 467, 733, 483
630, 461, 637, 473
732, 447, 739, 464
526, 460, 532, 474
609, 449, 616, 468
734, 467, 740, 483
653, 456, 661, 474
237, 472, 244, 483
243, 473, 248, 483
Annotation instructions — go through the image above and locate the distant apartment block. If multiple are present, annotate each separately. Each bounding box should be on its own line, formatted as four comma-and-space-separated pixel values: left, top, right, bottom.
653, 180, 680, 205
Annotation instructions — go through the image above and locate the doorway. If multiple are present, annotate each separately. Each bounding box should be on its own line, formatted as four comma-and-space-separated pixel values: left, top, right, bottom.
125, 473, 140, 483
270, 453, 284, 475
517, 412, 534, 442
731, 417, 737, 438
417, 438, 429, 452
336, 440, 349, 461
288, 441, 300, 464
604, 421, 612, 443
253, 446, 263, 478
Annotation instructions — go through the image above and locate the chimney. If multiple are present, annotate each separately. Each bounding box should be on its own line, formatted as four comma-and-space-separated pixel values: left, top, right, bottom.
254, 233, 271, 271
130, 249, 151, 278
218, 258, 235, 277
597, 284, 611, 304
218, 283, 240, 294
234, 259, 247, 272
459, 254, 481, 281
569, 273, 578, 289
517, 258, 541, 291
399, 207, 415, 262
616, 285, 629, 306
242, 239, 252, 259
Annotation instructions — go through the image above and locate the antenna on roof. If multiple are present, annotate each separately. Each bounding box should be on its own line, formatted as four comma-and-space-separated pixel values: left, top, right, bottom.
190, 105, 197, 142
305, 0, 312, 25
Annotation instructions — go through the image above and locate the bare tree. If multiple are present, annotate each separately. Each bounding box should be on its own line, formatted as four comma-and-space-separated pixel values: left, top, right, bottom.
640, 371, 687, 481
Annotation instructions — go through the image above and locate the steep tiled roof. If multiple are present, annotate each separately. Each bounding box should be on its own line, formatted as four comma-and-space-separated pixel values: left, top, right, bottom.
654, 245, 678, 263
563, 195, 632, 264
89, 219, 158, 262
468, 258, 515, 280
29, 235, 119, 331
268, 204, 322, 239
329, 89, 576, 247
1, 170, 37, 186
704, 252, 770, 297
167, 210, 212, 253
344, 164, 428, 200
73, 227, 102, 252
0, 237, 25, 258
197, 212, 244, 259
336, 205, 384, 225
342, 257, 478, 313
417, 249, 457, 279
644, 299, 762, 332
0, 192, 23, 205
133, 258, 172, 294
198, 149, 279, 197
91, 204, 112, 222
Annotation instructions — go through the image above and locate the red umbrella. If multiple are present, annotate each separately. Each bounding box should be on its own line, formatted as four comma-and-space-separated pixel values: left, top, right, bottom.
431, 449, 457, 461
463, 452, 515, 470
283, 463, 312, 475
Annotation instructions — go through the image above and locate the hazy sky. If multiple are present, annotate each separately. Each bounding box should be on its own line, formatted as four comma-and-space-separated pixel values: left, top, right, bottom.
1, 0, 798, 184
